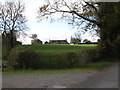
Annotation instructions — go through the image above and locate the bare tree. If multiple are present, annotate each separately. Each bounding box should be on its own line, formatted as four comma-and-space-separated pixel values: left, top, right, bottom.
74, 32, 82, 40
70, 32, 82, 44
0, 0, 28, 48
70, 36, 81, 44
38, 0, 100, 35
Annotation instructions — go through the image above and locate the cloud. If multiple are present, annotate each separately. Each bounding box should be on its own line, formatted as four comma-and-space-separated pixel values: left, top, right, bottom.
23, 0, 46, 22
0, 0, 5, 3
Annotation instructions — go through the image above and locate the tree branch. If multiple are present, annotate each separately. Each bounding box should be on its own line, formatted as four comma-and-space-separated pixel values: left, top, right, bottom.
70, 10, 100, 26
84, 1, 98, 12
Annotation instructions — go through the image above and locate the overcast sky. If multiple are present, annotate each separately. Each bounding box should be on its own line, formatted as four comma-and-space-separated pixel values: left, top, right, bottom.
0, 0, 99, 44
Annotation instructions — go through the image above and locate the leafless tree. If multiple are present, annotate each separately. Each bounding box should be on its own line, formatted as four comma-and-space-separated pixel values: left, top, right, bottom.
74, 32, 82, 40
0, 0, 28, 48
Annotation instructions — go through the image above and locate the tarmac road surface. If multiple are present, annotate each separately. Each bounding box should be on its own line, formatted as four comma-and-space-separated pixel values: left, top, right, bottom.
69, 63, 118, 88
2, 63, 118, 88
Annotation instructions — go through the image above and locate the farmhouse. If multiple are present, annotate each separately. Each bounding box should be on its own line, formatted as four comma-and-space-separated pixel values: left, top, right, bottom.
31, 39, 42, 44
49, 39, 69, 44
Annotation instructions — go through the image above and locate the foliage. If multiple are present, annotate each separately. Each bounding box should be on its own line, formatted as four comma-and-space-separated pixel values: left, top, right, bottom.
7, 44, 96, 70
79, 61, 114, 70
70, 36, 81, 44
83, 39, 91, 44
2, 34, 22, 60
8, 46, 40, 70
114, 35, 120, 59
65, 52, 78, 68
70, 32, 82, 44
79, 49, 98, 65
97, 2, 120, 59
30, 34, 37, 40
38, 1, 120, 59
30, 34, 43, 44
44, 41, 49, 44
3, 61, 114, 75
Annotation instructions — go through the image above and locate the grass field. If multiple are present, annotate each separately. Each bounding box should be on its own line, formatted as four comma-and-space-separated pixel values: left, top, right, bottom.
4, 44, 97, 69
22, 44, 97, 53
3, 44, 116, 74
25, 44, 97, 68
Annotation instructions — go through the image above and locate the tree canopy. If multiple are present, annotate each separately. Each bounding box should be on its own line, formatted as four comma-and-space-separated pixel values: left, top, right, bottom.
97, 2, 120, 58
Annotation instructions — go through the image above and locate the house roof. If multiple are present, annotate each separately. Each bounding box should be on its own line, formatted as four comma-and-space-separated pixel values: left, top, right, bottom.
32, 39, 42, 42
49, 39, 68, 44
49, 40, 67, 42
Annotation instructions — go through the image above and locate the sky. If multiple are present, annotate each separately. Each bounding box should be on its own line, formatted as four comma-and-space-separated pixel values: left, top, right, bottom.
0, 0, 99, 44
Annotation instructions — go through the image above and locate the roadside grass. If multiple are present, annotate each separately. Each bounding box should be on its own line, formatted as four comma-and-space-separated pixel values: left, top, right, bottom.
79, 61, 115, 70
2, 61, 115, 75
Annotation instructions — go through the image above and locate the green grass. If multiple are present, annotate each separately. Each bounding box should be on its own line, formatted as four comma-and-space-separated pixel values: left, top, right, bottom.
14, 44, 97, 54
6, 44, 97, 69
24, 44, 96, 53
79, 61, 115, 70
3, 44, 117, 75
3, 61, 114, 75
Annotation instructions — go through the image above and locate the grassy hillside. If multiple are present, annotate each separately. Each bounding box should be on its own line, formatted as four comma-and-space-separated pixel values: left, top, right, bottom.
25, 44, 96, 53
7, 44, 97, 69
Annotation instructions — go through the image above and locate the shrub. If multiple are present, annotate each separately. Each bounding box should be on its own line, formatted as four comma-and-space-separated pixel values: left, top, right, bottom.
78, 49, 98, 65
47, 53, 68, 69
96, 41, 112, 59
8, 47, 40, 70
65, 52, 78, 68
2, 34, 22, 60
113, 35, 120, 59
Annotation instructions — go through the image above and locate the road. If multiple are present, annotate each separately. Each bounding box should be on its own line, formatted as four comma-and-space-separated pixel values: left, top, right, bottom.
69, 63, 118, 88
2, 63, 118, 88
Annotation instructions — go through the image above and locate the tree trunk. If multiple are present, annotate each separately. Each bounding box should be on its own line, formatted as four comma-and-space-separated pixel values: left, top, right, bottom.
10, 30, 14, 49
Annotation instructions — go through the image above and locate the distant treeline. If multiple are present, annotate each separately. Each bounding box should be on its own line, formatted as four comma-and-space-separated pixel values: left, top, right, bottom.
80, 42, 98, 44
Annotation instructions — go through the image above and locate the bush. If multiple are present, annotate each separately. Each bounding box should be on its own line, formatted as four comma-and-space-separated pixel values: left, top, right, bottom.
97, 35, 120, 60
65, 52, 78, 68
8, 47, 40, 70
78, 49, 98, 66
2, 34, 22, 60
47, 53, 68, 69
7, 45, 98, 70
113, 35, 120, 59
49, 49, 98, 69
97, 41, 113, 59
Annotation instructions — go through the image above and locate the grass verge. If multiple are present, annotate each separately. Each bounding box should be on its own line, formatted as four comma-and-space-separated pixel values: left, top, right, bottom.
2, 61, 115, 75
